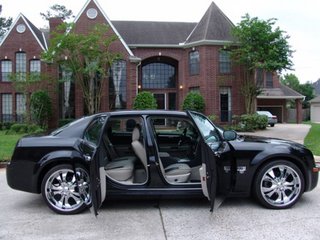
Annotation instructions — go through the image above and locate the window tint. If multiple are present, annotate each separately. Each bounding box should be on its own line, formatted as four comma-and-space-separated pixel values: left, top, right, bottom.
84, 117, 105, 146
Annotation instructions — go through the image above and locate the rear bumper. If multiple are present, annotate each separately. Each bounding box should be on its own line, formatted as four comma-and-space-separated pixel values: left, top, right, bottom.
6, 161, 39, 194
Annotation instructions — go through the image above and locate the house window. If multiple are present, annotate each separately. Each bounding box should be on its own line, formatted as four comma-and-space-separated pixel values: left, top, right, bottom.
1, 60, 12, 82
2, 94, 13, 122
59, 66, 75, 119
220, 87, 232, 122
189, 86, 200, 93
30, 59, 41, 78
189, 51, 200, 75
16, 93, 26, 123
109, 60, 127, 109
16, 52, 26, 81
256, 68, 264, 87
142, 62, 176, 89
219, 50, 231, 74
266, 72, 273, 88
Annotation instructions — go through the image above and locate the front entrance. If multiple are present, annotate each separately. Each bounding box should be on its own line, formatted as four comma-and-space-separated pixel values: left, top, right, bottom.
140, 56, 178, 110
154, 93, 177, 110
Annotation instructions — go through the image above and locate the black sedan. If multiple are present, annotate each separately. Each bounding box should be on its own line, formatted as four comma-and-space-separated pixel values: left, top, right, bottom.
6, 110, 320, 214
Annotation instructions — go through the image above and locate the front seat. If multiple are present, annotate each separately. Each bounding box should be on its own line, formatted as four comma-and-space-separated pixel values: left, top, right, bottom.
131, 125, 148, 171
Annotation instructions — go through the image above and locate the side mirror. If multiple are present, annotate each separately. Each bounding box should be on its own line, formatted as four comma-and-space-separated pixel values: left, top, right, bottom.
223, 130, 237, 141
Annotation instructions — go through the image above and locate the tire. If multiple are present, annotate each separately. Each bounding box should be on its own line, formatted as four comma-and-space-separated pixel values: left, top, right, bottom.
253, 160, 304, 209
270, 123, 275, 127
41, 164, 91, 214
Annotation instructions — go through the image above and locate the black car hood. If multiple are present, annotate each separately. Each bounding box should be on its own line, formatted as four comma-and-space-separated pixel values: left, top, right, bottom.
239, 134, 305, 149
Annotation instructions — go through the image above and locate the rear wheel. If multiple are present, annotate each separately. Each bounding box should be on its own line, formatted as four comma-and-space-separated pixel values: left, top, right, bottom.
41, 164, 90, 214
254, 160, 304, 209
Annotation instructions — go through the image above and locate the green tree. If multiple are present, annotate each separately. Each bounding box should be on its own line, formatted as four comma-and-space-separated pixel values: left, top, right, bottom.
40, 4, 74, 20
281, 73, 315, 108
231, 14, 293, 114
182, 92, 205, 113
42, 23, 120, 115
133, 91, 157, 110
30, 90, 52, 128
0, 5, 13, 38
280, 73, 300, 91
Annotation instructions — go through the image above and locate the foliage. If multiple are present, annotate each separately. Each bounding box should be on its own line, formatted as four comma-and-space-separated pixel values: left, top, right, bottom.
132, 91, 157, 110
7, 123, 43, 134
42, 23, 120, 115
227, 113, 268, 132
182, 92, 205, 113
40, 4, 74, 20
280, 73, 315, 108
0, 5, 13, 38
58, 118, 75, 127
230, 14, 293, 114
207, 114, 217, 123
30, 91, 52, 128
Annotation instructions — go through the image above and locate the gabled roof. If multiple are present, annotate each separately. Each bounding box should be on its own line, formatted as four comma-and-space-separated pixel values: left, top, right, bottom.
112, 21, 196, 46
74, 0, 134, 56
0, 14, 47, 50
184, 2, 235, 45
258, 84, 305, 100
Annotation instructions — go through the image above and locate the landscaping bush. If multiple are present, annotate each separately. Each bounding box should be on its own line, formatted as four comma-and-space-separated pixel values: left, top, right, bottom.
7, 123, 43, 134
59, 118, 75, 127
182, 92, 205, 113
133, 91, 157, 110
30, 90, 52, 128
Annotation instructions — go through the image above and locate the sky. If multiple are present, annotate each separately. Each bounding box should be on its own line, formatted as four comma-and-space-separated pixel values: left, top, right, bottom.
1, 0, 319, 83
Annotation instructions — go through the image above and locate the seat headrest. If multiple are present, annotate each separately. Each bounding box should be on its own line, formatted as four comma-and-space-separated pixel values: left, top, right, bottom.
132, 125, 141, 141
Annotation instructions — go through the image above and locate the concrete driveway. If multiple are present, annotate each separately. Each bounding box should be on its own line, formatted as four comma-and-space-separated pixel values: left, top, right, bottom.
1, 124, 319, 240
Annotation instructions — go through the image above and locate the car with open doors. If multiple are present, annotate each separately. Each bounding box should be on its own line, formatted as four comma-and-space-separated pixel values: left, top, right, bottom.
6, 110, 320, 214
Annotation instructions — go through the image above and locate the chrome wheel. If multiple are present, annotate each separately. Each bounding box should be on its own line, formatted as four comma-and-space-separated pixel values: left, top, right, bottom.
258, 163, 303, 208
42, 165, 90, 214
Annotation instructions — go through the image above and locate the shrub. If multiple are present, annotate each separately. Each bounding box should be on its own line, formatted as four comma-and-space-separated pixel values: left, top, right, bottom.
239, 113, 268, 131
30, 90, 52, 128
182, 92, 205, 113
58, 119, 75, 127
133, 91, 157, 110
7, 123, 43, 134
207, 114, 217, 123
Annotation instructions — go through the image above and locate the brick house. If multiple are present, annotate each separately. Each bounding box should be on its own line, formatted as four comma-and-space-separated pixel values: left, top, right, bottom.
0, 0, 304, 128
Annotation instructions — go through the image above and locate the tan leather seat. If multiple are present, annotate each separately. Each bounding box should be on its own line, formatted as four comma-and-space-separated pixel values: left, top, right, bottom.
105, 159, 134, 181
131, 125, 148, 171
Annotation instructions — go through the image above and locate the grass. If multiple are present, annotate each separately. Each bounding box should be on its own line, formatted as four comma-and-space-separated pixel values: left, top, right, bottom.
0, 131, 25, 162
304, 123, 320, 156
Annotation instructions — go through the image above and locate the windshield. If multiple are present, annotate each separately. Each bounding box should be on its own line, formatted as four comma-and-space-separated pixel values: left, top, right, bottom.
189, 112, 220, 145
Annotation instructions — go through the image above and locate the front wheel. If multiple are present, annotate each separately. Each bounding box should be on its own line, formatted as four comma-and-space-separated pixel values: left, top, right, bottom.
41, 164, 91, 214
254, 160, 304, 209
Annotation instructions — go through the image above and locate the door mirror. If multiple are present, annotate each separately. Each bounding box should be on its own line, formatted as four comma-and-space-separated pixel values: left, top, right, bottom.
223, 130, 237, 141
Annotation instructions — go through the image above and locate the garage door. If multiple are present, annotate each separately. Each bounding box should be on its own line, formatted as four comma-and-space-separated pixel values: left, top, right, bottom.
311, 104, 320, 122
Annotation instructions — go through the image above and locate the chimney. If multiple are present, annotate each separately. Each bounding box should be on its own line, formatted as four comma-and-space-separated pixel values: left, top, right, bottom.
49, 17, 64, 37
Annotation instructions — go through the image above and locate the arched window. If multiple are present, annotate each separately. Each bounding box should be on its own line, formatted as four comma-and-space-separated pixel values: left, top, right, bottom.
30, 59, 41, 79
142, 62, 176, 88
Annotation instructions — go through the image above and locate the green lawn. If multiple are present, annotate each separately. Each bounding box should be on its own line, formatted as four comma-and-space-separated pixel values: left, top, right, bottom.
0, 131, 25, 162
304, 123, 320, 156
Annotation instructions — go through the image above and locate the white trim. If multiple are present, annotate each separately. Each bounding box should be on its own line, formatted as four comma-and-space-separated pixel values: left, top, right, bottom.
257, 96, 305, 100
73, 0, 134, 57
0, 14, 46, 51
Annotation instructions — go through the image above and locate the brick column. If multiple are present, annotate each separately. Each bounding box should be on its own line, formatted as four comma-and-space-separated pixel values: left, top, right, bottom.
295, 99, 303, 123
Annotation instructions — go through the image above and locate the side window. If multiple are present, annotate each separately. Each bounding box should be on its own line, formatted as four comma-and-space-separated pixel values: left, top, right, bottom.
84, 117, 105, 146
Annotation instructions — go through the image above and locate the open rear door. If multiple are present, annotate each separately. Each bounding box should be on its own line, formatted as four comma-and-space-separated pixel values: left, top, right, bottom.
83, 116, 108, 216
187, 111, 218, 211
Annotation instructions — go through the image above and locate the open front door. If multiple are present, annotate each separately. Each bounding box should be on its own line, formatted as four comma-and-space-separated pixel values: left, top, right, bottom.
199, 139, 217, 211
187, 111, 219, 211
83, 116, 108, 216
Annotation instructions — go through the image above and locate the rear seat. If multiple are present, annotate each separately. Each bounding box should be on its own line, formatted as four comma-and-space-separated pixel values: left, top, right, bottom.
105, 159, 134, 181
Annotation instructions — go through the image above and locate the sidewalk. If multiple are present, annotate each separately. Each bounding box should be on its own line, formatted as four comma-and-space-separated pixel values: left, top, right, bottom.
243, 123, 320, 162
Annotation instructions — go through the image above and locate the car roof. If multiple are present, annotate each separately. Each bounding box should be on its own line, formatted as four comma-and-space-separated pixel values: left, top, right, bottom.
103, 110, 189, 117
